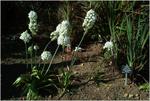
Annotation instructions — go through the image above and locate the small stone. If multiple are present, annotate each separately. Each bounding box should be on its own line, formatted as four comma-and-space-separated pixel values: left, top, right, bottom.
128, 94, 134, 98
48, 95, 52, 99
124, 93, 128, 97
135, 94, 139, 97
80, 63, 84, 66
73, 71, 78, 74
109, 61, 112, 65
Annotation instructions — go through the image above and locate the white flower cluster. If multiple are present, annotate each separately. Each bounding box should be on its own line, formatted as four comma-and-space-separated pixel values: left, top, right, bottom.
28, 11, 38, 35
41, 51, 52, 61
50, 20, 71, 46
82, 9, 97, 31
57, 34, 70, 46
19, 30, 32, 43
103, 41, 113, 51
50, 31, 59, 41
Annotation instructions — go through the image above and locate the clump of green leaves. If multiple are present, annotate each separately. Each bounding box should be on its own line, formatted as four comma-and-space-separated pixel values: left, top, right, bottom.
119, 14, 149, 72
58, 67, 73, 99
139, 83, 150, 92
13, 66, 58, 100
107, 1, 148, 73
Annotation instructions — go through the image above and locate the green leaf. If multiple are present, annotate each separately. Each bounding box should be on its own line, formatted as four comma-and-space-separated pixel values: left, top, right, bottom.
13, 77, 22, 86
139, 83, 150, 92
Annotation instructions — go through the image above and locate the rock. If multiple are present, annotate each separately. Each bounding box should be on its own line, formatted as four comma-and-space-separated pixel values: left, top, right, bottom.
124, 93, 128, 97
80, 63, 84, 66
128, 94, 134, 98
135, 94, 139, 97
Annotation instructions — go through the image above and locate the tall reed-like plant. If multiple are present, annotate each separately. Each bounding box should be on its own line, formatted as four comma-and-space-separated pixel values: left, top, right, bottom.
126, 15, 149, 71
107, 1, 148, 73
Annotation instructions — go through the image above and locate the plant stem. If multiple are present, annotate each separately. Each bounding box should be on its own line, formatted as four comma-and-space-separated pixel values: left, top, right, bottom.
25, 43, 28, 69
41, 63, 46, 74
43, 40, 52, 51
31, 45, 33, 69
34, 50, 37, 67
30, 51, 33, 69
58, 88, 66, 100
44, 45, 60, 75
38, 40, 52, 68
70, 30, 87, 66
125, 73, 128, 86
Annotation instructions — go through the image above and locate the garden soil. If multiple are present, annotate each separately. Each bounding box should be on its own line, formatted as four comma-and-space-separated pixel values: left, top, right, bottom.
1, 42, 149, 100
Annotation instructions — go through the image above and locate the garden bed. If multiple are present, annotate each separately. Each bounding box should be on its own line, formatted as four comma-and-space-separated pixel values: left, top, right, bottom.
1, 43, 149, 100
1, 1, 149, 100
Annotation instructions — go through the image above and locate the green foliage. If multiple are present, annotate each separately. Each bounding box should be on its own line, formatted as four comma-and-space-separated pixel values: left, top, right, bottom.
139, 83, 150, 92
119, 14, 149, 71
93, 71, 105, 86
59, 68, 72, 91
58, 1, 72, 21
57, 68, 73, 99
11, 1, 149, 99
106, 1, 148, 72
13, 66, 58, 100
104, 50, 112, 60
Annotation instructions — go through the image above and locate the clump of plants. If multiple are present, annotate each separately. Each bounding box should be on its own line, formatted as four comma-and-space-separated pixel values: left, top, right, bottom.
13, 2, 97, 99
13, 10, 59, 100
12, 1, 149, 100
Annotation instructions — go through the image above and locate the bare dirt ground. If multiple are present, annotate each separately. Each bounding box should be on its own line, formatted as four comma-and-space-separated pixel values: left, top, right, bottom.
1, 42, 149, 100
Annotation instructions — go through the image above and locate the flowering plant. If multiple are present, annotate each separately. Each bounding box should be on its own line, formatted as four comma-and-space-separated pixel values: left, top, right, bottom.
70, 9, 97, 66
103, 41, 113, 51
41, 51, 52, 61
28, 11, 38, 35
14, 11, 59, 100
57, 35, 70, 46
103, 41, 114, 60
19, 30, 32, 43
82, 9, 97, 31
50, 20, 70, 42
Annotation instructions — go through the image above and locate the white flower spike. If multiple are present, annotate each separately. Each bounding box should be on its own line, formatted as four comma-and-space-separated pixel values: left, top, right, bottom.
28, 11, 38, 35
82, 9, 97, 31
57, 35, 70, 46
19, 30, 32, 43
57, 35, 64, 45
41, 51, 52, 61
50, 20, 70, 41
28, 11, 37, 21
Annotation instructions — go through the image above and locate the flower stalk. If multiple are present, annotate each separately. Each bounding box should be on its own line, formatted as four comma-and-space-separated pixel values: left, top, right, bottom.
70, 30, 87, 66
25, 43, 28, 69
44, 45, 60, 75
125, 73, 128, 86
